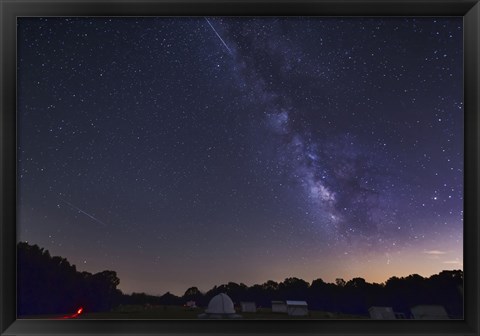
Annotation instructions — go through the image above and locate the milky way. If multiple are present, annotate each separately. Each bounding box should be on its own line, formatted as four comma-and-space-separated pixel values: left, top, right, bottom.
18, 17, 463, 295
217, 19, 397, 244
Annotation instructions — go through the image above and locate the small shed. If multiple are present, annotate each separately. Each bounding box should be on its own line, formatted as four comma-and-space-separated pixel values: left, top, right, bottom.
271, 301, 287, 313
185, 301, 196, 309
411, 305, 449, 320
286, 300, 308, 316
240, 302, 256, 313
368, 306, 396, 320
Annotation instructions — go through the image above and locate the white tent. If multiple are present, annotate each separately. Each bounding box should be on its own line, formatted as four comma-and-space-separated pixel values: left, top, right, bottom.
198, 293, 242, 319
368, 306, 396, 320
286, 300, 308, 316
411, 305, 449, 319
240, 302, 256, 313
271, 301, 287, 313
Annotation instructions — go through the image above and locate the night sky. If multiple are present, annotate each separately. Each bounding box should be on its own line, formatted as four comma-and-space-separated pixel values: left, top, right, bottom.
18, 17, 463, 296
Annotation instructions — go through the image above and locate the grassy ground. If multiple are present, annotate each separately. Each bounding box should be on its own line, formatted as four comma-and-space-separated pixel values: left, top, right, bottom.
20, 305, 369, 320
21, 305, 369, 319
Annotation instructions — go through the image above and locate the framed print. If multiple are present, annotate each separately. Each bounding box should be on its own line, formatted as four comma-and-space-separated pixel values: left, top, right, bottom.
1, 0, 479, 335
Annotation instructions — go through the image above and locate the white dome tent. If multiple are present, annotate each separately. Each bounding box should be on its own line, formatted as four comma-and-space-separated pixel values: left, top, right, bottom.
198, 293, 242, 319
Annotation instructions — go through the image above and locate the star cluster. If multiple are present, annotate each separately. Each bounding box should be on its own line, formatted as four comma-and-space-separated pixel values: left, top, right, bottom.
18, 17, 463, 295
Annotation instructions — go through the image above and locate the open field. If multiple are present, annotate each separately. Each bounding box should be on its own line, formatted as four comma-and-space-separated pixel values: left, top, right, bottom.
21, 305, 369, 320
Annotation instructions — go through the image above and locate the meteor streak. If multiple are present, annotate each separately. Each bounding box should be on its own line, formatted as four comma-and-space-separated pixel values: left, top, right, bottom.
204, 17, 233, 55
61, 199, 107, 226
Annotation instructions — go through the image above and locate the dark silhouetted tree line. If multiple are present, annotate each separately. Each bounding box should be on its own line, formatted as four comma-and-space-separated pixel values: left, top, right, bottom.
17, 242, 122, 316
177, 275, 462, 318
127, 272, 462, 318
18, 242, 463, 318
119, 292, 184, 306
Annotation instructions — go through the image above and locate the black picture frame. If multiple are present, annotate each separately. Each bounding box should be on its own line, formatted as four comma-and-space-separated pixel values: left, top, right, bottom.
1, 0, 479, 335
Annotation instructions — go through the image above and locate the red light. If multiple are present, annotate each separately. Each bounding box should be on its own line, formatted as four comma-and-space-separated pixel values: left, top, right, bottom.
61, 307, 84, 319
